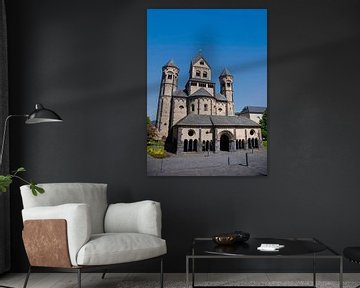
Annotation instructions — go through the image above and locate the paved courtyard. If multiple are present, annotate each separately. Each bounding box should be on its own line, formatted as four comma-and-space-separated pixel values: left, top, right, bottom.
147, 148, 267, 176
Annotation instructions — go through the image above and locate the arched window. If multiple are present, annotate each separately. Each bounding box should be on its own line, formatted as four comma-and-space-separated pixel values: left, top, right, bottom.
241, 139, 245, 149
248, 138, 252, 149
204, 104, 208, 111
200, 60, 204, 65
196, 70, 201, 77
236, 140, 239, 150
252, 138, 255, 148
184, 139, 188, 152
227, 82, 231, 87
255, 138, 259, 148
205, 140, 209, 151
189, 139, 193, 152
191, 104, 195, 112
203, 71, 207, 78
210, 140, 213, 151
194, 139, 198, 152
202, 140, 205, 151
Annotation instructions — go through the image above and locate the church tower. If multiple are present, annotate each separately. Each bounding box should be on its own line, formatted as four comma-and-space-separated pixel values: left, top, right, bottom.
186, 54, 215, 96
156, 60, 179, 139
219, 68, 235, 116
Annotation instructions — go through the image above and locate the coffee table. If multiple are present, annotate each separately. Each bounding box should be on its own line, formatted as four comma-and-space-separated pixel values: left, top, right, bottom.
186, 237, 343, 288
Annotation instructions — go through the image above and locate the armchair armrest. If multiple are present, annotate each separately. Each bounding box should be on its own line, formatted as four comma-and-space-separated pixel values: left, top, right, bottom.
104, 200, 162, 237
22, 203, 91, 266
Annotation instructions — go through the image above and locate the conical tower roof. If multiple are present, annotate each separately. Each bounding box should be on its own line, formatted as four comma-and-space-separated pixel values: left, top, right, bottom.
220, 68, 232, 77
163, 59, 178, 68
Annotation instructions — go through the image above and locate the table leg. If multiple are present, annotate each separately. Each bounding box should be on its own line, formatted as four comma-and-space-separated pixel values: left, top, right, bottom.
192, 247, 195, 288
192, 257, 195, 288
313, 254, 316, 287
186, 257, 189, 288
339, 257, 343, 288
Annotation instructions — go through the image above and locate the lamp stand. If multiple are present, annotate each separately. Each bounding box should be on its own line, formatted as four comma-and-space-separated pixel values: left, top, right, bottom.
0, 114, 28, 169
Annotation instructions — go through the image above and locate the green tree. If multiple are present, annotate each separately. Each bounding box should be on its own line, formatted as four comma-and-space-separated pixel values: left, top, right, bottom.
259, 109, 268, 140
147, 116, 157, 142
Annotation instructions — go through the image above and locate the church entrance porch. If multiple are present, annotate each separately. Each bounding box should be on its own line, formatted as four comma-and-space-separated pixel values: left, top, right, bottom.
220, 134, 230, 151
216, 130, 236, 152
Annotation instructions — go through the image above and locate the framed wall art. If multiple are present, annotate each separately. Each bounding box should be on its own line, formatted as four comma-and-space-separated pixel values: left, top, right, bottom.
147, 9, 267, 176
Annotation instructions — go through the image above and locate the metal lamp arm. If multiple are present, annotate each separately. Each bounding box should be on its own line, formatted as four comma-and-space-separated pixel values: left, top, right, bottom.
0, 114, 28, 169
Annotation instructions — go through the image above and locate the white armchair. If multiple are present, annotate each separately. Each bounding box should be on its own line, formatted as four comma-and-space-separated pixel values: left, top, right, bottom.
20, 183, 166, 288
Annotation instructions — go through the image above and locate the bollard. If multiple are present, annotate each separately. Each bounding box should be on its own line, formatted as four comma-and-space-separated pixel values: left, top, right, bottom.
228, 156, 230, 166
245, 153, 249, 166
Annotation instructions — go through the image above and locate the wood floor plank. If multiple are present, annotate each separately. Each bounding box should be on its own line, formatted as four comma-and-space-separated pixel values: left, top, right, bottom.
28, 273, 77, 288
0, 273, 26, 287
1, 273, 360, 288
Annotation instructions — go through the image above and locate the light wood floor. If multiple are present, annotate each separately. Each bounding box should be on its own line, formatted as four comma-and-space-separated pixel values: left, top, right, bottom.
0, 273, 359, 288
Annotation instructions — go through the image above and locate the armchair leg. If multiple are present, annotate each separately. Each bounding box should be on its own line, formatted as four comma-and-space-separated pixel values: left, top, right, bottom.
101, 270, 107, 279
23, 266, 31, 288
160, 257, 164, 288
77, 268, 81, 288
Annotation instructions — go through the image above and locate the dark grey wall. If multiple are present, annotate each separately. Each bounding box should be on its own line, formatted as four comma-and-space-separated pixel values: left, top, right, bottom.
5, 0, 360, 272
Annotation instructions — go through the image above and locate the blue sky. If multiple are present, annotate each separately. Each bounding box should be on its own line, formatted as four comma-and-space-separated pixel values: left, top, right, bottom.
147, 9, 267, 121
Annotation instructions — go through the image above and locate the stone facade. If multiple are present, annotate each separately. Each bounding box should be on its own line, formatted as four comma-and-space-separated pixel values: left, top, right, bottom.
156, 54, 262, 153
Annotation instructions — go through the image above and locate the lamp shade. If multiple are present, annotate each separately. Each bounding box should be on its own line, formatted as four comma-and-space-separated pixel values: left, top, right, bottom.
25, 104, 63, 124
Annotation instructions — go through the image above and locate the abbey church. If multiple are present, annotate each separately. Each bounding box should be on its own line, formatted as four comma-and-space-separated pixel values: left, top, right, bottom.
155, 54, 262, 153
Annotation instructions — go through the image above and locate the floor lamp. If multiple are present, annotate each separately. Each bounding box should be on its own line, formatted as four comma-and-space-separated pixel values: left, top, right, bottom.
0, 103, 63, 168
0, 103, 62, 288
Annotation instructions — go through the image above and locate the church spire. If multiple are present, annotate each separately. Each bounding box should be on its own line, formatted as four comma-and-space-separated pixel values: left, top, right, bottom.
220, 68, 232, 77
163, 59, 178, 68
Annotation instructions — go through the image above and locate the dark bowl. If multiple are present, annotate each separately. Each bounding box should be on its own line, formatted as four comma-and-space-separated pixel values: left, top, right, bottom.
233, 230, 250, 242
212, 231, 250, 246
212, 234, 237, 245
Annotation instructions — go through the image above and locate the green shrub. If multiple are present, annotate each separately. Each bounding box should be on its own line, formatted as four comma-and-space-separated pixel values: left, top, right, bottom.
147, 146, 166, 158
147, 139, 164, 146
